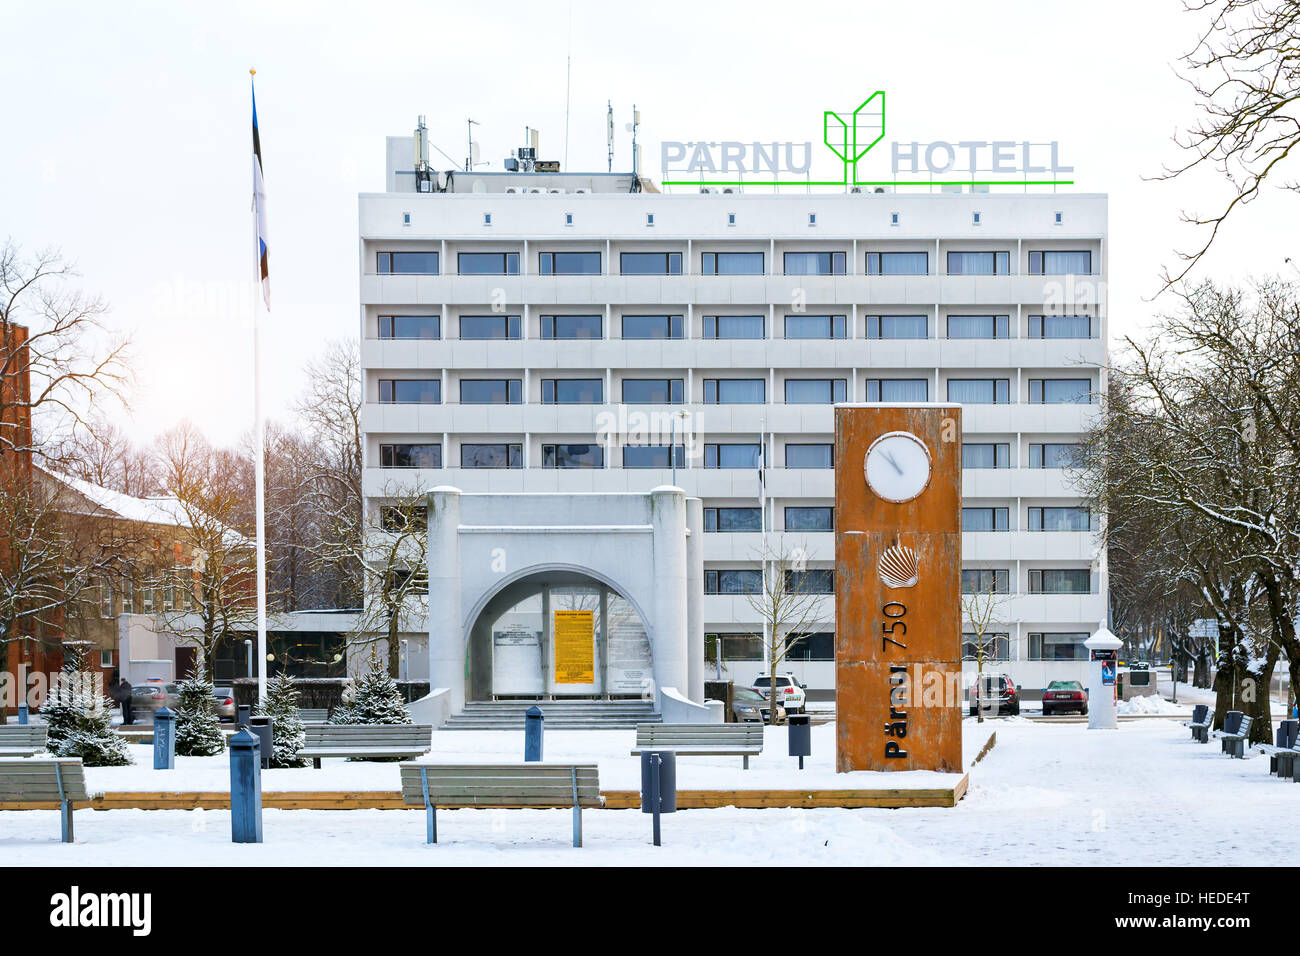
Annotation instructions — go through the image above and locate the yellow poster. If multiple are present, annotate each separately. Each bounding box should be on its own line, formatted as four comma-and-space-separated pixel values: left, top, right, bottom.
553, 610, 595, 684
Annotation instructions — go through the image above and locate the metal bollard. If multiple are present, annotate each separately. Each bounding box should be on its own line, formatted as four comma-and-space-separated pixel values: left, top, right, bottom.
229, 728, 263, 844
16, 703, 27, 725
640, 748, 677, 846
153, 707, 175, 770
524, 705, 544, 762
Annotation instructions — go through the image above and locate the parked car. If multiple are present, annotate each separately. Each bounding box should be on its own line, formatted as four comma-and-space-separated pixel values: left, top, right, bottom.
130, 682, 180, 722
751, 673, 807, 716
1041, 680, 1088, 715
969, 673, 1020, 716
731, 686, 785, 724
212, 686, 236, 722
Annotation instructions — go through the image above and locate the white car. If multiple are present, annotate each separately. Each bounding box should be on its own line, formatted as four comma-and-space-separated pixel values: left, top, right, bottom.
751, 673, 807, 716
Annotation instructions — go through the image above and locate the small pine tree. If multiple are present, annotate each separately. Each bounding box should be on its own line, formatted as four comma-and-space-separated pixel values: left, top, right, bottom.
331, 656, 411, 725
43, 645, 132, 767
257, 673, 307, 768
173, 662, 226, 756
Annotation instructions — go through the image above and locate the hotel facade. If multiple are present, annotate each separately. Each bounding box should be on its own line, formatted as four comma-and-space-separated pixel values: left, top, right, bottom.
358, 132, 1108, 702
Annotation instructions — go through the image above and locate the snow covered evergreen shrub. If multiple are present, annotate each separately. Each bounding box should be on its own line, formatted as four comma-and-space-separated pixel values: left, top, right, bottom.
257, 672, 307, 768
330, 656, 411, 725
42, 646, 132, 767
173, 662, 226, 756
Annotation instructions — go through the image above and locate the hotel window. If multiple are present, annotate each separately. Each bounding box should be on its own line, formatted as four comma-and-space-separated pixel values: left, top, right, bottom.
622, 444, 685, 469
786, 632, 835, 660
866, 315, 928, 339
99, 578, 114, 618
1029, 506, 1092, 532
707, 633, 764, 660
700, 252, 764, 275
703, 379, 765, 404
703, 315, 765, 339
785, 506, 834, 532
962, 507, 1009, 531
962, 443, 1010, 469
620, 251, 682, 275
784, 314, 847, 339
705, 569, 763, 595
865, 251, 928, 275
376, 251, 438, 274
380, 443, 441, 468
380, 505, 428, 532
539, 251, 600, 275
379, 380, 441, 404
542, 443, 605, 469
947, 379, 1011, 404
622, 314, 683, 339
460, 379, 522, 404
1029, 443, 1082, 469
961, 568, 1010, 594
784, 570, 835, 595
783, 251, 846, 276
947, 315, 1009, 339
540, 314, 602, 340
865, 379, 929, 402
621, 379, 684, 404
946, 251, 1011, 275
541, 378, 603, 404
1029, 378, 1092, 404
461, 443, 523, 469
1029, 632, 1090, 661
459, 314, 521, 340
1029, 569, 1092, 594
457, 251, 519, 275
704, 507, 761, 532
785, 444, 833, 469
704, 443, 762, 469
379, 315, 439, 340
1029, 314, 1092, 339
1027, 250, 1092, 275
962, 633, 1011, 661
785, 379, 847, 404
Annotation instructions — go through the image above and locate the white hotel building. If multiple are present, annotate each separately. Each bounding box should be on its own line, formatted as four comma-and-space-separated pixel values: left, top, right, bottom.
359, 130, 1108, 701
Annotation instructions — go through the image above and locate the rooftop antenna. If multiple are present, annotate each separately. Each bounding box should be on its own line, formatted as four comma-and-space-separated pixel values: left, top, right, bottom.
414, 115, 432, 191
606, 100, 615, 173
465, 117, 486, 172
563, 0, 573, 171
626, 105, 641, 192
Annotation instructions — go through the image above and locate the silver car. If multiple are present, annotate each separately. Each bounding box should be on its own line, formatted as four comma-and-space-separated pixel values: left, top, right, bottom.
732, 686, 785, 724
129, 683, 180, 723
212, 686, 236, 722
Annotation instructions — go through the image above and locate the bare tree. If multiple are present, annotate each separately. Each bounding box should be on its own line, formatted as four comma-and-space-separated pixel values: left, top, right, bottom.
1159, 1, 1300, 286
962, 578, 1007, 723
0, 241, 130, 466
743, 541, 826, 723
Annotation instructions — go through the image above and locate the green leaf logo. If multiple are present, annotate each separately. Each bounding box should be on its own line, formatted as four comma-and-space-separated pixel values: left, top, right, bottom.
824, 91, 886, 185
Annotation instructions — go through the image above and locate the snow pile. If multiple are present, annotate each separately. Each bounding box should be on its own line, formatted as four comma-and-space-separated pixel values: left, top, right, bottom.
1117, 695, 1185, 715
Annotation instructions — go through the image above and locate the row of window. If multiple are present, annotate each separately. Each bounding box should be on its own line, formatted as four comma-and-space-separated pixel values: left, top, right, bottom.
707, 630, 1093, 662
703, 567, 1092, 596
700, 506, 1093, 533
379, 312, 1097, 341
376, 376, 1094, 406
375, 249, 1094, 277
377, 441, 1082, 473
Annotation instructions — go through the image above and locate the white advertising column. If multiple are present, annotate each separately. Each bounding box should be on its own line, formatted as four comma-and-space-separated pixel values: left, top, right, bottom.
1085, 626, 1122, 730
684, 496, 705, 703
649, 486, 689, 698
427, 486, 464, 713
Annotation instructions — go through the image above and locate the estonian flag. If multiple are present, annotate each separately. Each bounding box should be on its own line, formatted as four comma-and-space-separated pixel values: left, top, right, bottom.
251, 72, 270, 311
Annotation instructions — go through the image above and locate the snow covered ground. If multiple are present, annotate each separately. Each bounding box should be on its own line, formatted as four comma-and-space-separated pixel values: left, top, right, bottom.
3, 716, 1294, 865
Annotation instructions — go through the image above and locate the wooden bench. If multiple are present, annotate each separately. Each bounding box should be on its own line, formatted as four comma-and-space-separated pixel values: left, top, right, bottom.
298, 723, 432, 768
1186, 705, 1210, 743
297, 708, 329, 724
0, 758, 93, 842
630, 722, 764, 769
0, 724, 48, 757
1221, 715, 1253, 758
399, 763, 601, 847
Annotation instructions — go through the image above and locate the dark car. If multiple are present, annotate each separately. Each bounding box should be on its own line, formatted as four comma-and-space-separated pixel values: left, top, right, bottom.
731, 686, 784, 724
969, 673, 1020, 717
1042, 679, 1088, 715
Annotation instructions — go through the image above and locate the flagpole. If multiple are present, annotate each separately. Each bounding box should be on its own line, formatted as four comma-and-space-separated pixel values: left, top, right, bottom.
250, 68, 268, 705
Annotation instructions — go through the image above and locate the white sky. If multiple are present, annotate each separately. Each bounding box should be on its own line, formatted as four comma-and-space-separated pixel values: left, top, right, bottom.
3, 0, 1294, 446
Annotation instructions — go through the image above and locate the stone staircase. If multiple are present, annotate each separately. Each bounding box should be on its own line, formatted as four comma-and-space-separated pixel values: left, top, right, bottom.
441, 699, 661, 731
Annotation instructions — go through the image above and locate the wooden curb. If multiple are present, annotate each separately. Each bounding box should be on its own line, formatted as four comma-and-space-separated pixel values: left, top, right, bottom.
3, 775, 968, 812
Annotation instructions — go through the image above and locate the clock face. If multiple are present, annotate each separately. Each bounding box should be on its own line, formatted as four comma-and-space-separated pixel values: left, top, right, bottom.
864, 431, 933, 503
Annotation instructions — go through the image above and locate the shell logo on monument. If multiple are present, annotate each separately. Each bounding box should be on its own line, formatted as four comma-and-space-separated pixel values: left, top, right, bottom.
877, 543, 919, 589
